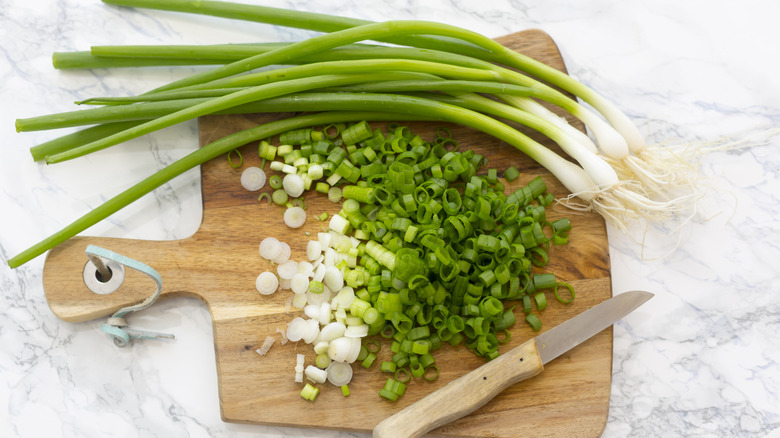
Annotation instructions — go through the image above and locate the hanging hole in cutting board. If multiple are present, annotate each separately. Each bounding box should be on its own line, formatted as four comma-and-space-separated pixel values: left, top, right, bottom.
83, 257, 125, 295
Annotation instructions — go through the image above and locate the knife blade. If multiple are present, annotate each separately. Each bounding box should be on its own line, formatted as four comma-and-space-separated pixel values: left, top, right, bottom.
373, 290, 653, 438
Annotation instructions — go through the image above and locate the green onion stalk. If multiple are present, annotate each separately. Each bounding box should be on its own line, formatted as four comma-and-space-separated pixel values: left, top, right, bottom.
101, 0, 638, 154
68, 33, 621, 159
20, 58, 612, 180
58, 42, 598, 164
24, 78, 615, 189
97, 0, 703, 201
19, 69, 615, 189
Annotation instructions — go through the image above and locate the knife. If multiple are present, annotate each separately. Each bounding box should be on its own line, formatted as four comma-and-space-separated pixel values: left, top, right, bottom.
373, 290, 653, 438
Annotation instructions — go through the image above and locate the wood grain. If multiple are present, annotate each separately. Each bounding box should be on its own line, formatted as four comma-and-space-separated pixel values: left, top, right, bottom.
41, 29, 612, 437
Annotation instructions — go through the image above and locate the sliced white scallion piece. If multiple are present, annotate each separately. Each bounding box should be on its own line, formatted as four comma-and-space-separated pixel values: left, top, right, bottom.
306, 240, 323, 261
294, 356, 304, 383
317, 232, 332, 249
255, 271, 279, 295
345, 314, 363, 325
286, 317, 307, 342
297, 260, 314, 277
334, 308, 347, 324
344, 316, 363, 328
330, 232, 353, 252
315, 353, 331, 369
318, 302, 332, 326
319, 321, 347, 342
279, 277, 292, 290
313, 341, 330, 355
304, 304, 322, 321
307, 163, 324, 180
328, 336, 352, 363
258, 237, 282, 260
255, 336, 275, 356
326, 361, 354, 387
333, 286, 355, 310
284, 206, 307, 228
306, 285, 331, 307
305, 365, 328, 384
291, 273, 310, 294
240, 166, 267, 191
291, 293, 308, 309
323, 247, 338, 267
328, 337, 362, 363
349, 236, 361, 249
328, 213, 350, 234
277, 260, 299, 280
284, 294, 293, 313
283, 173, 305, 197
345, 337, 361, 363
344, 324, 369, 338
272, 242, 291, 264
302, 318, 320, 344
281, 164, 297, 175
312, 263, 327, 283
323, 266, 344, 291
276, 328, 288, 345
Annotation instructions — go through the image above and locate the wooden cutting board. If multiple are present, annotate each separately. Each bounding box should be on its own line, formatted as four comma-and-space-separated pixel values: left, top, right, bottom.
41, 29, 612, 437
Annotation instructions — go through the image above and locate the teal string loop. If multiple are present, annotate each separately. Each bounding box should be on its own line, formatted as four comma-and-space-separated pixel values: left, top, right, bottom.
85, 245, 174, 347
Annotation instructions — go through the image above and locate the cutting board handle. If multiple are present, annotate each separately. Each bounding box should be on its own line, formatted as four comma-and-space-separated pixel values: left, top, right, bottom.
42, 236, 199, 323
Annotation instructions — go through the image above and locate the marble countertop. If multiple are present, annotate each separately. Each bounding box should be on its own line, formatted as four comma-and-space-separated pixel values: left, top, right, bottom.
1, 0, 779, 437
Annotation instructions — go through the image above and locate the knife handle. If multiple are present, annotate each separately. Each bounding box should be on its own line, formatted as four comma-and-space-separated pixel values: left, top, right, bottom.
373, 338, 544, 438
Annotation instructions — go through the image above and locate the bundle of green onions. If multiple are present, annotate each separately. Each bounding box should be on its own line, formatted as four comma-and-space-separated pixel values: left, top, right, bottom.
8, 0, 693, 268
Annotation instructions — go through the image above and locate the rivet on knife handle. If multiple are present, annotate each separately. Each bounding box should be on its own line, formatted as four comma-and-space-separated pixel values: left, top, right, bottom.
373, 338, 544, 438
